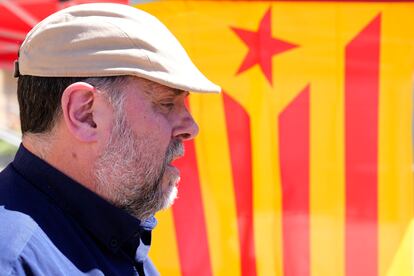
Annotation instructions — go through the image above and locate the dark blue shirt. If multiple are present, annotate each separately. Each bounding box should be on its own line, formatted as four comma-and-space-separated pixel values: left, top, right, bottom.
0, 145, 159, 275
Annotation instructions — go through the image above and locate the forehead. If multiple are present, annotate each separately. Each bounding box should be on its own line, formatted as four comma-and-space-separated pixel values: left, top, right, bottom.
129, 77, 188, 98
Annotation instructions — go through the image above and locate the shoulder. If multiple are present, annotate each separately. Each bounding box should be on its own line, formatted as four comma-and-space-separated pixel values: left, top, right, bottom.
0, 207, 39, 275
0, 207, 82, 276
0, 206, 38, 252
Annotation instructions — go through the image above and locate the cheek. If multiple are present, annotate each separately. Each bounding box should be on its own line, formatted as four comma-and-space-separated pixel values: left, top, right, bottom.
144, 123, 172, 154
130, 114, 173, 155
124, 97, 173, 154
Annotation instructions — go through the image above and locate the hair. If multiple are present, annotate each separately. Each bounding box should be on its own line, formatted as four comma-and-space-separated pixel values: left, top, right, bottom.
17, 75, 130, 135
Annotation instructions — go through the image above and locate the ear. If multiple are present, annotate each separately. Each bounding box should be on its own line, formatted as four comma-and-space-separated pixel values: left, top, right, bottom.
61, 82, 99, 142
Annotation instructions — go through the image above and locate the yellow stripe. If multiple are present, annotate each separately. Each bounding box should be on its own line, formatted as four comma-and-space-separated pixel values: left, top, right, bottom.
150, 209, 182, 276
308, 7, 346, 275
191, 93, 242, 276
250, 85, 282, 276
378, 5, 414, 276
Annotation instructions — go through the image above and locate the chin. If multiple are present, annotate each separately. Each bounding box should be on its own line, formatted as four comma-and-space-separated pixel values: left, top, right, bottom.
162, 185, 178, 210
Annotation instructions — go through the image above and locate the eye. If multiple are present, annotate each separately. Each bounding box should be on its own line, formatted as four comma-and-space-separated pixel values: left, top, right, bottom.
161, 102, 174, 107
159, 102, 175, 111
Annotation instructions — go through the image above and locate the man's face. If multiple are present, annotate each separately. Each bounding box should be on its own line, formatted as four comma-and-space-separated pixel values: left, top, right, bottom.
94, 78, 199, 220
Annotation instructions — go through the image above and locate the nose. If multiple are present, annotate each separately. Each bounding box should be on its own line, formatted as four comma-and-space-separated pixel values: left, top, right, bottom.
172, 108, 199, 141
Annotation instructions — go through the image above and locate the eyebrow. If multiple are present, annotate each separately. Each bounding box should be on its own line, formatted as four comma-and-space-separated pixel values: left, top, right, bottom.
142, 85, 188, 98
156, 89, 188, 98
166, 89, 188, 96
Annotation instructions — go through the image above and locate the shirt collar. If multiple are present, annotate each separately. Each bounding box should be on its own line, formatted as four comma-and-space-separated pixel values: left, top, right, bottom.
12, 144, 157, 256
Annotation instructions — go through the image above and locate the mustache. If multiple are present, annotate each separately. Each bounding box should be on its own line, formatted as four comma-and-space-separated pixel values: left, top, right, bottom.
165, 139, 184, 164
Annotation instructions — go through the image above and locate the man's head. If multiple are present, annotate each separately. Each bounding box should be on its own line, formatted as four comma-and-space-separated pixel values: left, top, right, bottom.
93, 77, 196, 219
16, 3, 220, 220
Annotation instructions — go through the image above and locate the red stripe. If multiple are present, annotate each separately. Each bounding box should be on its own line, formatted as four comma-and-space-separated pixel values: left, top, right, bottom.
223, 92, 257, 276
279, 85, 310, 276
345, 14, 380, 276
173, 139, 212, 276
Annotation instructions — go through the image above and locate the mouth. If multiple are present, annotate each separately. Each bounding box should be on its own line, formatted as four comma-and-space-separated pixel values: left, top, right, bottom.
166, 152, 184, 167
166, 141, 185, 164
166, 154, 182, 174
171, 153, 183, 162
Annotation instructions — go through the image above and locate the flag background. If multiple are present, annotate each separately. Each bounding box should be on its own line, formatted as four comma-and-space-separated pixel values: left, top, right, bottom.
136, 1, 414, 276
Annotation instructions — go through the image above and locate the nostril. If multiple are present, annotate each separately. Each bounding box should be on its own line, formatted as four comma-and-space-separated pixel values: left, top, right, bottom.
173, 112, 199, 141
179, 133, 191, 140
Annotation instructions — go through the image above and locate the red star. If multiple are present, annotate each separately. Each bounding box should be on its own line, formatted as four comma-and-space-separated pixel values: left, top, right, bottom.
231, 8, 298, 85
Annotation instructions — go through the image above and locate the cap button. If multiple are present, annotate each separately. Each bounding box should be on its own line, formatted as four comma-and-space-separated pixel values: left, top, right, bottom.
13, 60, 20, 78
110, 238, 119, 248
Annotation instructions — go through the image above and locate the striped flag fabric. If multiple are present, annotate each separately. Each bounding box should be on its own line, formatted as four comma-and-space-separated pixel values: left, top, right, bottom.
136, 1, 414, 275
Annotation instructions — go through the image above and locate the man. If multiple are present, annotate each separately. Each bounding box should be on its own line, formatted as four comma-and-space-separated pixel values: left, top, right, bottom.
0, 3, 220, 276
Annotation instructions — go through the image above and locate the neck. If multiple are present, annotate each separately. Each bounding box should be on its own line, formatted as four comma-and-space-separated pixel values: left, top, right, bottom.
22, 132, 98, 193
22, 133, 53, 160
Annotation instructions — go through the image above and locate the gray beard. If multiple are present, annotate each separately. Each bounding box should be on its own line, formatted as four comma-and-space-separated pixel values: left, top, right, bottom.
93, 110, 182, 220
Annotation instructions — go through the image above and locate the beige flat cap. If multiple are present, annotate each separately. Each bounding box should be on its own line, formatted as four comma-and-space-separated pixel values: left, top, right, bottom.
18, 3, 221, 93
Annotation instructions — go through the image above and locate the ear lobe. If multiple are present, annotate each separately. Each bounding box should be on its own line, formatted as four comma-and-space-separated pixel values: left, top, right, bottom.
61, 82, 98, 142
